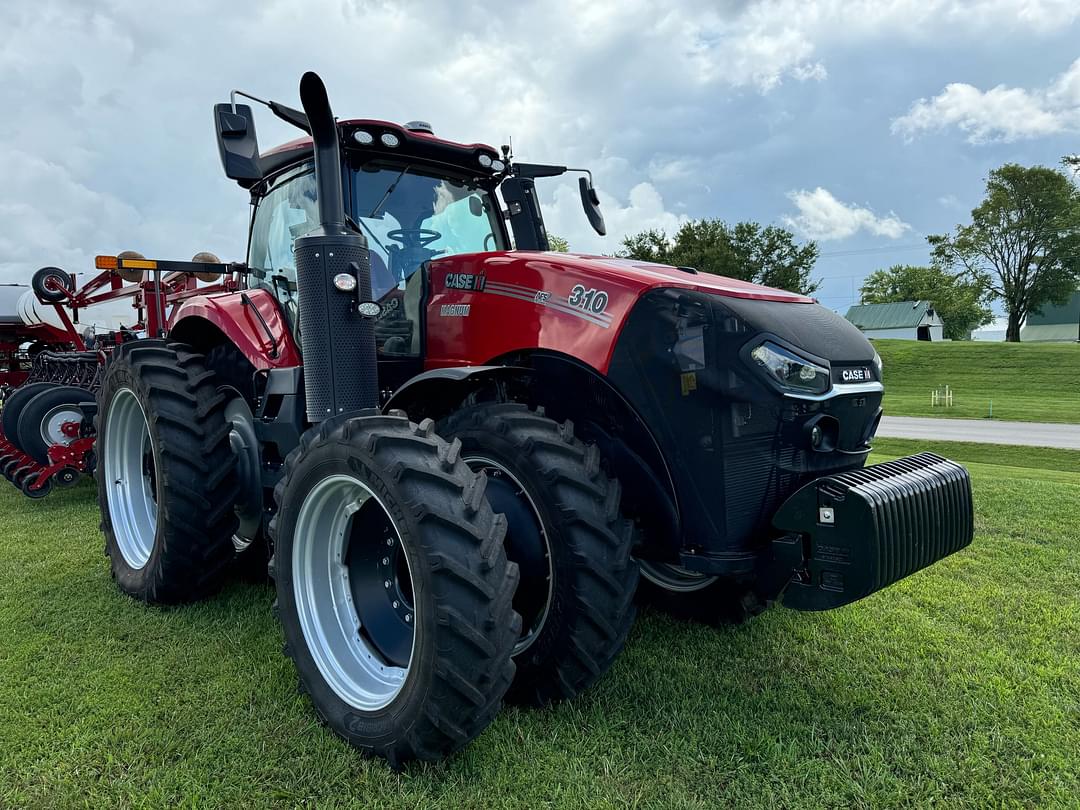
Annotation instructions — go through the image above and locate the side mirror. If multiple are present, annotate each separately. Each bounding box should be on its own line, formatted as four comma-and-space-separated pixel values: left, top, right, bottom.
214, 103, 263, 187
468, 195, 484, 217
579, 176, 606, 236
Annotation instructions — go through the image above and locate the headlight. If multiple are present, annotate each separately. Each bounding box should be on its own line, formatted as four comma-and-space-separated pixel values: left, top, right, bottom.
873, 351, 883, 379
749, 341, 830, 395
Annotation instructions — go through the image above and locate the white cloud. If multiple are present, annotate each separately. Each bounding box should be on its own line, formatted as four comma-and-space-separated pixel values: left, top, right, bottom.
0, 151, 142, 278
0, 0, 1078, 283
543, 182, 688, 255
892, 58, 1080, 143
783, 188, 911, 241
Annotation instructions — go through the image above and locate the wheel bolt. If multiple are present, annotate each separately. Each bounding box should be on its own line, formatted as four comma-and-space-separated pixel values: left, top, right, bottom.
405, 614, 412, 623
392, 600, 399, 608
384, 580, 391, 588
386, 538, 393, 547
382, 557, 389, 565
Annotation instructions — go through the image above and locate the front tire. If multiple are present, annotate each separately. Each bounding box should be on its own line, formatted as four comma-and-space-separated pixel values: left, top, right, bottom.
438, 403, 639, 706
95, 342, 240, 604
637, 562, 764, 626
269, 414, 520, 767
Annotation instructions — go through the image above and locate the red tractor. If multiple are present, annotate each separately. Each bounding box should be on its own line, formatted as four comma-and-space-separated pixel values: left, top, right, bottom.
36, 73, 976, 766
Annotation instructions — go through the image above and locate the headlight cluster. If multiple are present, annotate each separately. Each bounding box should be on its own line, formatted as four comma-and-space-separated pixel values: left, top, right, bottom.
351, 130, 401, 148
873, 351, 883, 379
478, 154, 505, 172
750, 341, 830, 396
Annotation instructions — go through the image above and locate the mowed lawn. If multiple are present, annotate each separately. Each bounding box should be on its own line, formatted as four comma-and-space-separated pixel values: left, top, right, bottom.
1, 439, 1077, 808
875, 339, 1080, 423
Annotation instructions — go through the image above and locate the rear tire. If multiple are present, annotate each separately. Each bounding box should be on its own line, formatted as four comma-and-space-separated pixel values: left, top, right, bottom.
204, 342, 268, 582
15, 385, 93, 464
269, 414, 520, 766
95, 342, 240, 604
437, 403, 638, 706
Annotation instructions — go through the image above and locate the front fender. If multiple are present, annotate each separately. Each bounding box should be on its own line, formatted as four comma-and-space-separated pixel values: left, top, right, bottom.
169, 290, 300, 369
382, 365, 527, 422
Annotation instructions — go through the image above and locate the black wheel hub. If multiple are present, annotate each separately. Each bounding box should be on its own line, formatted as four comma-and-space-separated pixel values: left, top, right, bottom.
468, 461, 551, 652
346, 500, 414, 668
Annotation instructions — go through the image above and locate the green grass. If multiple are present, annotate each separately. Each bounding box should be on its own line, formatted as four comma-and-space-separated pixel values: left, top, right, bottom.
2, 442, 1078, 808
875, 338, 1080, 423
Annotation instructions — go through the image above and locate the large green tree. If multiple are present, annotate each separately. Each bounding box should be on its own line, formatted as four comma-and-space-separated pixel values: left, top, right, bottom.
618, 219, 820, 295
929, 164, 1080, 342
859, 264, 994, 340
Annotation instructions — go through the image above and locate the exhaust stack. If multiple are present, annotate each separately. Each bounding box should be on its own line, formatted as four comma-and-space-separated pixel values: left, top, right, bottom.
292, 71, 377, 422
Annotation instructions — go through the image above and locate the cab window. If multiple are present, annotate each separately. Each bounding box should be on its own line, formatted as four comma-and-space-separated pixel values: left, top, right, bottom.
247, 166, 318, 325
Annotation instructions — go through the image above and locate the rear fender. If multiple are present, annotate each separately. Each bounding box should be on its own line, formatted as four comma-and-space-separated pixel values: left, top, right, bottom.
168, 290, 300, 370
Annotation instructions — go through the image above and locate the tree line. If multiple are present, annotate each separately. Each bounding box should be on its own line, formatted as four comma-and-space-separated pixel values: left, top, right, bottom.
605, 157, 1080, 342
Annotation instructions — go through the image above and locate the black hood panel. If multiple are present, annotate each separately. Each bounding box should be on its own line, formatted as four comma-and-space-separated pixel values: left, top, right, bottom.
718, 297, 875, 365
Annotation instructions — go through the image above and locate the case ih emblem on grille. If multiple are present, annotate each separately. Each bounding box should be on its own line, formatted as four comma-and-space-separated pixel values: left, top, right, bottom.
840, 367, 872, 382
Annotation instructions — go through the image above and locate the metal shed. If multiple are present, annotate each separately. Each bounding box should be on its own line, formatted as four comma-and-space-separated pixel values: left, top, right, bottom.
844, 300, 945, 341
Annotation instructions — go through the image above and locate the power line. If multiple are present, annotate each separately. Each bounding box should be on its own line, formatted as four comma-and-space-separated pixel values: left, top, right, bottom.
817, 243, 929, 259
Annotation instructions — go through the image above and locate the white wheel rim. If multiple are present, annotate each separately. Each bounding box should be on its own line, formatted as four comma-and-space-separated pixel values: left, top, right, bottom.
103, 388, 157, 570
39, 404, 82, 447
292, 474, 414, 711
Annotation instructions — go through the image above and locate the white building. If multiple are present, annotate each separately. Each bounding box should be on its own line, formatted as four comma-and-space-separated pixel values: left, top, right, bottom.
1020, 292, 1080, 342
844, 300, 945, 341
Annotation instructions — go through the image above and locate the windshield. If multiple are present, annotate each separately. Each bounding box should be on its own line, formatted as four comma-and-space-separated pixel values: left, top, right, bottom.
350, 164, 505, 299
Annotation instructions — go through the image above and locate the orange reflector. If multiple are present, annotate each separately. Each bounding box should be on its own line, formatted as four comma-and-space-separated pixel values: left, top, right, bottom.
120, 258, 158, 270
95, 255, 118, 270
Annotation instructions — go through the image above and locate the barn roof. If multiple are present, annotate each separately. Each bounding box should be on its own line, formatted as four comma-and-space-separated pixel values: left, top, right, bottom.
1025, 291, 1080, 326
844, 300, 936, 330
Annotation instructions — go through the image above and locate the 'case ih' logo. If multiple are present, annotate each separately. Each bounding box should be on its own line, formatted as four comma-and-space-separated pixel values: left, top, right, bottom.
444, 273, 486, 291
840, 367, 871, 382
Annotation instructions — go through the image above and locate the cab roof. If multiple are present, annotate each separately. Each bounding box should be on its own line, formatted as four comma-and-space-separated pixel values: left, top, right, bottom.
259, 118, 502, 183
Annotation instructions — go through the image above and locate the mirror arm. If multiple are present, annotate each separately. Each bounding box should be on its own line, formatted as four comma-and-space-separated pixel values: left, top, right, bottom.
230, 89, 311, 133
230, 89, 269, 114
566, 168, 594, 185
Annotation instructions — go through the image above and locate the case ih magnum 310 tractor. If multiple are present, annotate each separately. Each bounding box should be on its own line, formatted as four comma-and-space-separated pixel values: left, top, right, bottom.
6, 73, 973, 765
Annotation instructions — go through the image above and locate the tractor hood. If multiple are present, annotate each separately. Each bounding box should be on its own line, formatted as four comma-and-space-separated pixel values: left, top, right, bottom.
425, 250, 869, 374
523, 253, 815, 304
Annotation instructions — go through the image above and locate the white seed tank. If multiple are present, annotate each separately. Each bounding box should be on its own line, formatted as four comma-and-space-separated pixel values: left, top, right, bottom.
2, 285, 139, 334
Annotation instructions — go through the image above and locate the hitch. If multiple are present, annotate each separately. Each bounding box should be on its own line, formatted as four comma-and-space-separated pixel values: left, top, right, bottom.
769, 453, 974, 611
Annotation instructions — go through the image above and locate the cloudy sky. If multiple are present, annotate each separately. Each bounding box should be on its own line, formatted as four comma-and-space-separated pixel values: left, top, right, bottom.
2, 0, 1079, 313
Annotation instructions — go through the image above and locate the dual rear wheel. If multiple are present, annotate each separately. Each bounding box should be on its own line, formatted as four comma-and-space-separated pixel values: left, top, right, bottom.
95, 345, 640, 765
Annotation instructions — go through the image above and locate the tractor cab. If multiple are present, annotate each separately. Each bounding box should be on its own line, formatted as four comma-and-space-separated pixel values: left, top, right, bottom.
214, 96, 605, 389
214, 95, 604, 294
244, 147, 508, 366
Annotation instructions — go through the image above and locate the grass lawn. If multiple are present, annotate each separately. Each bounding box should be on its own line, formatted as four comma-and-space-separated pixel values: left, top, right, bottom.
1, 440, 1078, 808
874, 339, 1080, 423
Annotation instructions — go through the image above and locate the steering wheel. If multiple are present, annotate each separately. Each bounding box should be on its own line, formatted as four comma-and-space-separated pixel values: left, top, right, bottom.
386, 228, 441, 248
